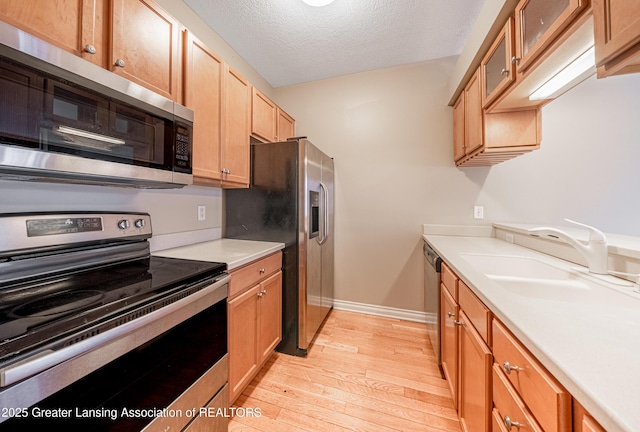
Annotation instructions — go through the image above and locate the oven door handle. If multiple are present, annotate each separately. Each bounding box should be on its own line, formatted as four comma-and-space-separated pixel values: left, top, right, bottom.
0, 274, 229, 387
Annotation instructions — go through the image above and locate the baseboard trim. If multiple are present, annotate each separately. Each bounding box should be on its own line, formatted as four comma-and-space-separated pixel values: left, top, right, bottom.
332, 299, 436, 324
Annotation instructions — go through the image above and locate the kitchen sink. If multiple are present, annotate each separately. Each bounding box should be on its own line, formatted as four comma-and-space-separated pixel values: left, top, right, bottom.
459, 253, 640, 303
459, 253, 577, 280
459, 253, 592, 301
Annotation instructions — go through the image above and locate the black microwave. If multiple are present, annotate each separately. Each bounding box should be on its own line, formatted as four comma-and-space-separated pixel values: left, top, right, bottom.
0, 22, 193, 188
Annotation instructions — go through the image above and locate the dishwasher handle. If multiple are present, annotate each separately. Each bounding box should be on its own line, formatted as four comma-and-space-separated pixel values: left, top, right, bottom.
423, 242, 442, 272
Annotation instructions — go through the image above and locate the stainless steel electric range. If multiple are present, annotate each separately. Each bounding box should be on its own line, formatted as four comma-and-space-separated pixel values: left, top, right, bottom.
0, 212, 229, 431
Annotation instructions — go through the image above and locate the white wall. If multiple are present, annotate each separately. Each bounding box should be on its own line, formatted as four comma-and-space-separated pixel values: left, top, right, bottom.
472, 72, 640, 236
275, 58, 640, 312
0, 182, 222, 237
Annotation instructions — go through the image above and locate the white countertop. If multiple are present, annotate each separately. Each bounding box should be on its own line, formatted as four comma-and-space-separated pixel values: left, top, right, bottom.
423, 234, 640, 432
153, 238, 285, 270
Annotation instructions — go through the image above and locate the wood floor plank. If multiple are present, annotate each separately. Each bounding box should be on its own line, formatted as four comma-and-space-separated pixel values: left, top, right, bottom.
229, 310, 461, 431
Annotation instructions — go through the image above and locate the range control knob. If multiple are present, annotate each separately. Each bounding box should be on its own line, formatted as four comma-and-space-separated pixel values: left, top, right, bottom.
117, 219, 130, 230
134, 219, 146, 229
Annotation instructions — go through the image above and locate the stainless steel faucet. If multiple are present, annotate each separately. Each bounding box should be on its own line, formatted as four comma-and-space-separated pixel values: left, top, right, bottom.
527, 219, 608, 275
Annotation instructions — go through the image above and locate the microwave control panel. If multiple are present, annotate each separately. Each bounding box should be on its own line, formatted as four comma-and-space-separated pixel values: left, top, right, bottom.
174, 124, 191, 171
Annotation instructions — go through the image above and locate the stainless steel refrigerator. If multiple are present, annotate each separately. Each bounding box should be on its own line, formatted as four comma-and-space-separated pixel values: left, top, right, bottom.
225, 138, 334, 356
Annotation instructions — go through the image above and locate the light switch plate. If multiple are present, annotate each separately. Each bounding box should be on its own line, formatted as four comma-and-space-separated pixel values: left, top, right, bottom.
474, 206, 484, 220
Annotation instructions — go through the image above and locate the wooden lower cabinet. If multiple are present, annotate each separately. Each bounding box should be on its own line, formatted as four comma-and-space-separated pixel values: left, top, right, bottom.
228, 284, 260, 402
458, 311, 492, 432
257, 272, 282, 364
573, 400, 607, 432
440, 286, 459, 409
228, 252, 282, 403
439, 259, 605, 432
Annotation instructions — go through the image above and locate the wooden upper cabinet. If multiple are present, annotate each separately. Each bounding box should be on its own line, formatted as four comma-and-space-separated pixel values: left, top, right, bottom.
452, 93, 466, 162
593, 0, 640, 77
277, 108, 295, 141
464, 68, 483, 156
110, 0, 180, 101
252, 87, 277, 142
251, 88, 296, 143
514, 0, 587, 73
482, 17, 516, 109
183, 31, 223, 184
221, 65, 251, 187
0, 0, 108, 67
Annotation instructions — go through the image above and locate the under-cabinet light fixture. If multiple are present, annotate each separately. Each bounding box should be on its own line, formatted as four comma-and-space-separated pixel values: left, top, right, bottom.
302, 0, 335, 6
529, 46, 596, 101
57, 126, 126, 146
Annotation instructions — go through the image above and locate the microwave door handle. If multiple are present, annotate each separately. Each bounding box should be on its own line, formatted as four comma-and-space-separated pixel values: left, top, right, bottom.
319, 182, 329, 245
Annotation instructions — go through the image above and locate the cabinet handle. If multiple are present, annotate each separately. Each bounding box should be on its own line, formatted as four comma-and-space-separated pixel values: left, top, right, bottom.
84, 44, 96, 55
262, 289, 267, 295
511, 56, 520, 66
115, 58, 125, 68
259, 268, 266, 274
500, 68, 509, 76
447, 311, 455, 318
502, 361, 522, 374
453, 320, 463, 326
257, 289, 267, 298
503, 415, 521, 430
221, 168, 231, 175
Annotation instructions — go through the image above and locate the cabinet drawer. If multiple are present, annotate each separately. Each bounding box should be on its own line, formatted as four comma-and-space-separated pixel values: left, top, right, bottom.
441, 262, 458, 300
229, 252, 282, 299
492, 319, 571, 432
493, 364, 543, 432
458, 280, 490, 344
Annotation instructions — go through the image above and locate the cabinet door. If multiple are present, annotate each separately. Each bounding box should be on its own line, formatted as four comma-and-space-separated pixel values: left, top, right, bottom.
514, 0, 586, 72
0, 0, 106, 66
228, 285, 259, 403
593, 0, 640, 68
464, 68, 483, 155
440, 286, 459, 409
452, 92, 466, 162
481, 17, 515, 108
184, 31, 223, 183
221, 65, 250, 187
276, 108, 295, 141
458, 311, 492, 432
257, 271, 282, 364
110, 0, 180, 100
251, 88, 277, 142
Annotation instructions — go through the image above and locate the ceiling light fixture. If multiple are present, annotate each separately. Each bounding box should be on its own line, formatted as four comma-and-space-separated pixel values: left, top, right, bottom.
529, 46, 596, 101
302, 0, 335, 7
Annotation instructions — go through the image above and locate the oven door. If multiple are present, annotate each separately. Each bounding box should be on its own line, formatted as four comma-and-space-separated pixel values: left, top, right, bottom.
0, 274, 229, 430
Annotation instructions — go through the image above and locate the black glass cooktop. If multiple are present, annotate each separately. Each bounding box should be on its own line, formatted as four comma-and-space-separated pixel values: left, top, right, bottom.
0, 256, 226, 363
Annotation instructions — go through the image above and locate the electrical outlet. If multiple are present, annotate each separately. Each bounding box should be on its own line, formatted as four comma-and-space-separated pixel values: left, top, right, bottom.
473, 206, 484, 220
197, 205, 206, 221
505, 233, 514, 243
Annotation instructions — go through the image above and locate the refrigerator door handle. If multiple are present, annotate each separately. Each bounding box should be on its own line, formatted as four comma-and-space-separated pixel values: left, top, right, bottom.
318, 182, 329, 245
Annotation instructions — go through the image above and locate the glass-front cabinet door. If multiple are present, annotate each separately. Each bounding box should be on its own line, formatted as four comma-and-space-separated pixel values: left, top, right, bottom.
481, 17, 515, 108
514, 0, 587, 72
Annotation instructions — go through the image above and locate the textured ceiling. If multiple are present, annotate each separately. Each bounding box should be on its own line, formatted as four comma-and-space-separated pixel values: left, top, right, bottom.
184, 0, 486, 88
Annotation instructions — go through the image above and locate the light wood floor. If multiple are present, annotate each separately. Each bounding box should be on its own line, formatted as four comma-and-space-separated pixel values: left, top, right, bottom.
229, 309, 461, 431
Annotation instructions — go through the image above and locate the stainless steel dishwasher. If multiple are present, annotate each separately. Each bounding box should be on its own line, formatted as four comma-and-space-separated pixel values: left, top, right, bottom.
423, 242, 443, 376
